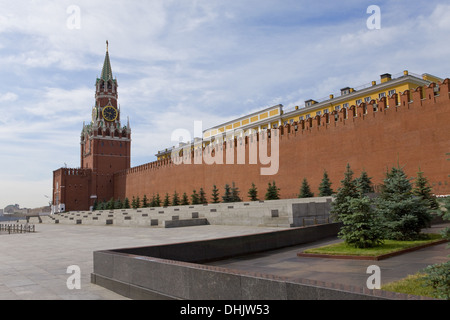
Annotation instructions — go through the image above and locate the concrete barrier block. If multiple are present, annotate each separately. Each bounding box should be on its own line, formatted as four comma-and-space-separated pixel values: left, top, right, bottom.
186, 268, 243, 300
241, 276, 287, 300
93, 251, 115, 278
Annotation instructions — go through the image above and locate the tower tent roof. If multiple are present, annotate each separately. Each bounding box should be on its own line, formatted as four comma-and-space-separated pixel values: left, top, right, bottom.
101, 52, 113, 81
99, 40, 115, 83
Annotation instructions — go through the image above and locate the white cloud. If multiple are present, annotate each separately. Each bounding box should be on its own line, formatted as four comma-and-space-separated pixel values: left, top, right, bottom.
0, 92, 18, 102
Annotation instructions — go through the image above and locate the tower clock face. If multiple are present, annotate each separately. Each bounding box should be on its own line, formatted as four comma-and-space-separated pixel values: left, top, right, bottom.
102, 106, 118, 122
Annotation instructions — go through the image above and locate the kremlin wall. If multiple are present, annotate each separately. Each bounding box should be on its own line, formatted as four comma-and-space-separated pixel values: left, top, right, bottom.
52, 45, 450, 213
113, 80, 450, 205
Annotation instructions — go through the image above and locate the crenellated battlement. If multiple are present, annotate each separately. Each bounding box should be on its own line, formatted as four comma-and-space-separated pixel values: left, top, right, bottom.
56, 168, 92, 177
116, 79, 450, 180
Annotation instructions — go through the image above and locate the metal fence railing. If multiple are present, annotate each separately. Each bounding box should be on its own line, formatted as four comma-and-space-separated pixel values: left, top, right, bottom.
0, 223, 36, 234
300, 217, 333, 227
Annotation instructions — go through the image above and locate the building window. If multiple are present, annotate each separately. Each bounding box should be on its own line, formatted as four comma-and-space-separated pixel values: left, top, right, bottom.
323, 109, 329, 114
290, 119, 294, 124
343, 103, 349, 109
356, 99, 362, 105
341, 88, 351, 95
379, 92, 386, 99
335, 105, 341, 111
316, 111, 322, 116
305, 114, 311, 120
364, 97, 371, 103
388, 89, 396, 97
299, 116, 304, 121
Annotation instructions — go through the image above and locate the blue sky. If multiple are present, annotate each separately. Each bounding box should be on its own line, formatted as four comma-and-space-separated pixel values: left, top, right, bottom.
0, 0, 449, 209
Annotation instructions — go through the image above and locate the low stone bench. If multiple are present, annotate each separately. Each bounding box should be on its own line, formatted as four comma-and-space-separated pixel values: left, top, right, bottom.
163, 218, 208, 229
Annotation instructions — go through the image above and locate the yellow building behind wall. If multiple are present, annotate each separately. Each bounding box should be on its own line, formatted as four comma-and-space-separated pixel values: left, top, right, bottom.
281, 71, 441, 127
156, 71, 442, 160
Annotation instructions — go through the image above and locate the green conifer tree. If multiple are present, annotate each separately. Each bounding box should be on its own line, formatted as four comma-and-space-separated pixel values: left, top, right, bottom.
248, 183, 259, 201
154, 194, 161, 207
191, 190, 200, 205
199, 188, 207, 204
123, 197, 130, 209
421, 194, 450, 300
339, 196, 385, 248
222, 184, 232, 203
265, 181, 280, 200
211, 185, 220, 203
163, 193, 170, 207
299, 178, 314, 198
376, 165, 432, 240
319, 171, 334, 197
107, 198, 115, 210
142, 195, 149, 208
413, 169, 439, 211
131, 196, 137, 209
135, 196, 141, 209
355, 170, 374, 194
171, 191, 180, 206
330, 164, 359, 222
181, 192, 190, 206
149, 195, 156, 208
231, 182, 241, 202
115, 198, 123, 209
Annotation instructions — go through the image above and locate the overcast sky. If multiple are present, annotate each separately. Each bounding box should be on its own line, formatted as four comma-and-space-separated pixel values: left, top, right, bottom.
0, 0, 449, 209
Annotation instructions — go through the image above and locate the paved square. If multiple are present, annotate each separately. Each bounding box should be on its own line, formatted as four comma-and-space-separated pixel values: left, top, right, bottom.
0, 223, 447, 300
0, 223, 284, 300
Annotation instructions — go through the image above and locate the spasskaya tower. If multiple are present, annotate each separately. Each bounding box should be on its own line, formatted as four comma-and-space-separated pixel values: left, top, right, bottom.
52, 42, 131, 213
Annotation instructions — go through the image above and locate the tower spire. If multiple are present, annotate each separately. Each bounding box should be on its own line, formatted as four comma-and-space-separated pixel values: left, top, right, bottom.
101, 40, 113, 82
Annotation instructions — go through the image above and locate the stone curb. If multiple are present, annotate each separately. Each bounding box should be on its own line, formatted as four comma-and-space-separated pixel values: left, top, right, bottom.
297, 239, 448, 261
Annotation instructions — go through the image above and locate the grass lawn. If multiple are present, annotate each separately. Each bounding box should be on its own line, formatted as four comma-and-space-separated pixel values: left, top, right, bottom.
381, 273, 436, 298
303, 233, 443, 257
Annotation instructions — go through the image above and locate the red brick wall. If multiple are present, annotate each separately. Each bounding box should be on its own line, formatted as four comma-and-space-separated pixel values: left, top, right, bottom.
114, 80, 450, 203
53, 168, 92, 211
81, 137, 131, 204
